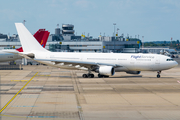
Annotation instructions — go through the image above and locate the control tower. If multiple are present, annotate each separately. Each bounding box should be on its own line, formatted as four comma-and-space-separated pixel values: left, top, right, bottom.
62, 24, 75, 36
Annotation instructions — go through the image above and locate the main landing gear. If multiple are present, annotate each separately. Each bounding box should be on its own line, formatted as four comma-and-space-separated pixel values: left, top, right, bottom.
82, 74, 94, 78
98, 74, 109, 78
157, 71, 161, 78
82, 73, 109, 78
82, 68, 95, 78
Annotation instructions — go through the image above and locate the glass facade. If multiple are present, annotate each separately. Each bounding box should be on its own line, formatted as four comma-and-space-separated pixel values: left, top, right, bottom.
48, 40, 140, 53
125, 44, 139, 48
62, 27, 73, 30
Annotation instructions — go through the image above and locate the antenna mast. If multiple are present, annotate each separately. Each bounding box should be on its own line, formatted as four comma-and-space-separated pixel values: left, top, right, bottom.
23, 20, 26, 25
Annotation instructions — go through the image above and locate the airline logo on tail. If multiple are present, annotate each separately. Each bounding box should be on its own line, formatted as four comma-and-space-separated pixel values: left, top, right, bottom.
41, 40, 44, 47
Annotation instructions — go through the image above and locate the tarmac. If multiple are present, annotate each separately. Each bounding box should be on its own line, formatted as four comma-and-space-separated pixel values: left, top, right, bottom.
0, 59, 180, 120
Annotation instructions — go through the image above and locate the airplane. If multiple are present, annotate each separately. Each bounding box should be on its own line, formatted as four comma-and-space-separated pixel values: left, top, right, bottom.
12, 23, 178, 78
0, 29, 50, 62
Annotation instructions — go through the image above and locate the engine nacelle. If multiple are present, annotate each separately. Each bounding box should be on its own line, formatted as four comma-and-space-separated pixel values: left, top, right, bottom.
98, 66, 115, 76
126, 71, 141, 74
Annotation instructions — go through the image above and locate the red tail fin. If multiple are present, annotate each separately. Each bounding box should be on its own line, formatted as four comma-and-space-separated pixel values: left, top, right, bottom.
16, 29, 49, 52
37, 29, 50, 48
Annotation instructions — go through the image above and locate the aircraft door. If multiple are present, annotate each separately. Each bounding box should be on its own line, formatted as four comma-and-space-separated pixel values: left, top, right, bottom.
130, 57, 136, 70
155, 56, 160, 64
153, 56, 160, 70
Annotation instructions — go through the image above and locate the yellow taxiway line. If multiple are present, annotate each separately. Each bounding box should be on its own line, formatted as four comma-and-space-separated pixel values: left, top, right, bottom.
0, 72, 38, 113
11, 80, 37, 82
11, 80, 28, 82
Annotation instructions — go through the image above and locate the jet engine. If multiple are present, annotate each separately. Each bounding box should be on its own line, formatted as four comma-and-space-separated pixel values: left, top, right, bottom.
95, 66, 115, 76
126, 71, 141, 74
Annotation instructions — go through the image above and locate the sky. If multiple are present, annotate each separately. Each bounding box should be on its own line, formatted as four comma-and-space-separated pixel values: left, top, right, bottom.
0, 0, 180, 41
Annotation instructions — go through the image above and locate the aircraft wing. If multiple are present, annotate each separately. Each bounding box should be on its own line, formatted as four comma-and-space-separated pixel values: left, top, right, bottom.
2, 50, 34, 59
34, 58, 122, 69
1, 50, 19, 54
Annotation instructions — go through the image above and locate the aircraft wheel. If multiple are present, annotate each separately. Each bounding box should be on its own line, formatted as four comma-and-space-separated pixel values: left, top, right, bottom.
90, 74, 94, 78
88, 74, 93, 78
157, 74, 160, 78
157, 71, 161, 78
98, 74, 109, 78
82, 74, 88, 78
98, 74, 102, 78
104, 75, 109, 78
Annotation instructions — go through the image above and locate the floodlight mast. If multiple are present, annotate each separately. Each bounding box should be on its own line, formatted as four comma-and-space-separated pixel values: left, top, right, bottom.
113, 23, 116, 37
23, 20, 26, 26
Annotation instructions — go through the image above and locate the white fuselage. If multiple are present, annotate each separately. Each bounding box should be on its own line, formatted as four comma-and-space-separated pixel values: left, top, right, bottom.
0, 50, 23, 62
34, 51, 178, 72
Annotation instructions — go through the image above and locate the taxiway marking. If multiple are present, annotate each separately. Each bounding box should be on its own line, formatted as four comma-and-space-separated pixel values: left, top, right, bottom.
11, 80, 37, 82
0, 72, 38, 113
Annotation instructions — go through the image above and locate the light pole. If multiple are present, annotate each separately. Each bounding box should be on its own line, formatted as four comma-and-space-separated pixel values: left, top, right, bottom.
22, 20, 27, 65
142, 36, 144, 50
113, 23, 116, 37
23, 20, 26, 25
113, 23, 116, 53
117, 28, 119, 37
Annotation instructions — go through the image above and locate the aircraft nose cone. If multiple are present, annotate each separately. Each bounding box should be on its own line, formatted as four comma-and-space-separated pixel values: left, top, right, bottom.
174, 61, 178, 67
172, 61, 178, 68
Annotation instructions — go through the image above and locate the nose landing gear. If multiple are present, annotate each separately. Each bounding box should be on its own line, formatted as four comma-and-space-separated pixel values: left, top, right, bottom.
157, 71, 161, 78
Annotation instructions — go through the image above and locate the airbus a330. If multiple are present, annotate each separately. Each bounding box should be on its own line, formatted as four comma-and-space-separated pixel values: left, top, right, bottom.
9, 23, 178, 78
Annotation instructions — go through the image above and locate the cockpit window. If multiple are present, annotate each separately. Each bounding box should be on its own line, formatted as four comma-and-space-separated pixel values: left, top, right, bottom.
166, 59, 174, 61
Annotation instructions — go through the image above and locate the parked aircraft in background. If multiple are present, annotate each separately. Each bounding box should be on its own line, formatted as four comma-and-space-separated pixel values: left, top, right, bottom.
0, 29, 49, 62
13, 23, 178, 78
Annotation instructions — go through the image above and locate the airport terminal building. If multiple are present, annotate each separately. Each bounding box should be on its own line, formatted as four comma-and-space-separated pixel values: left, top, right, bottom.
0, 24, 141, 53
